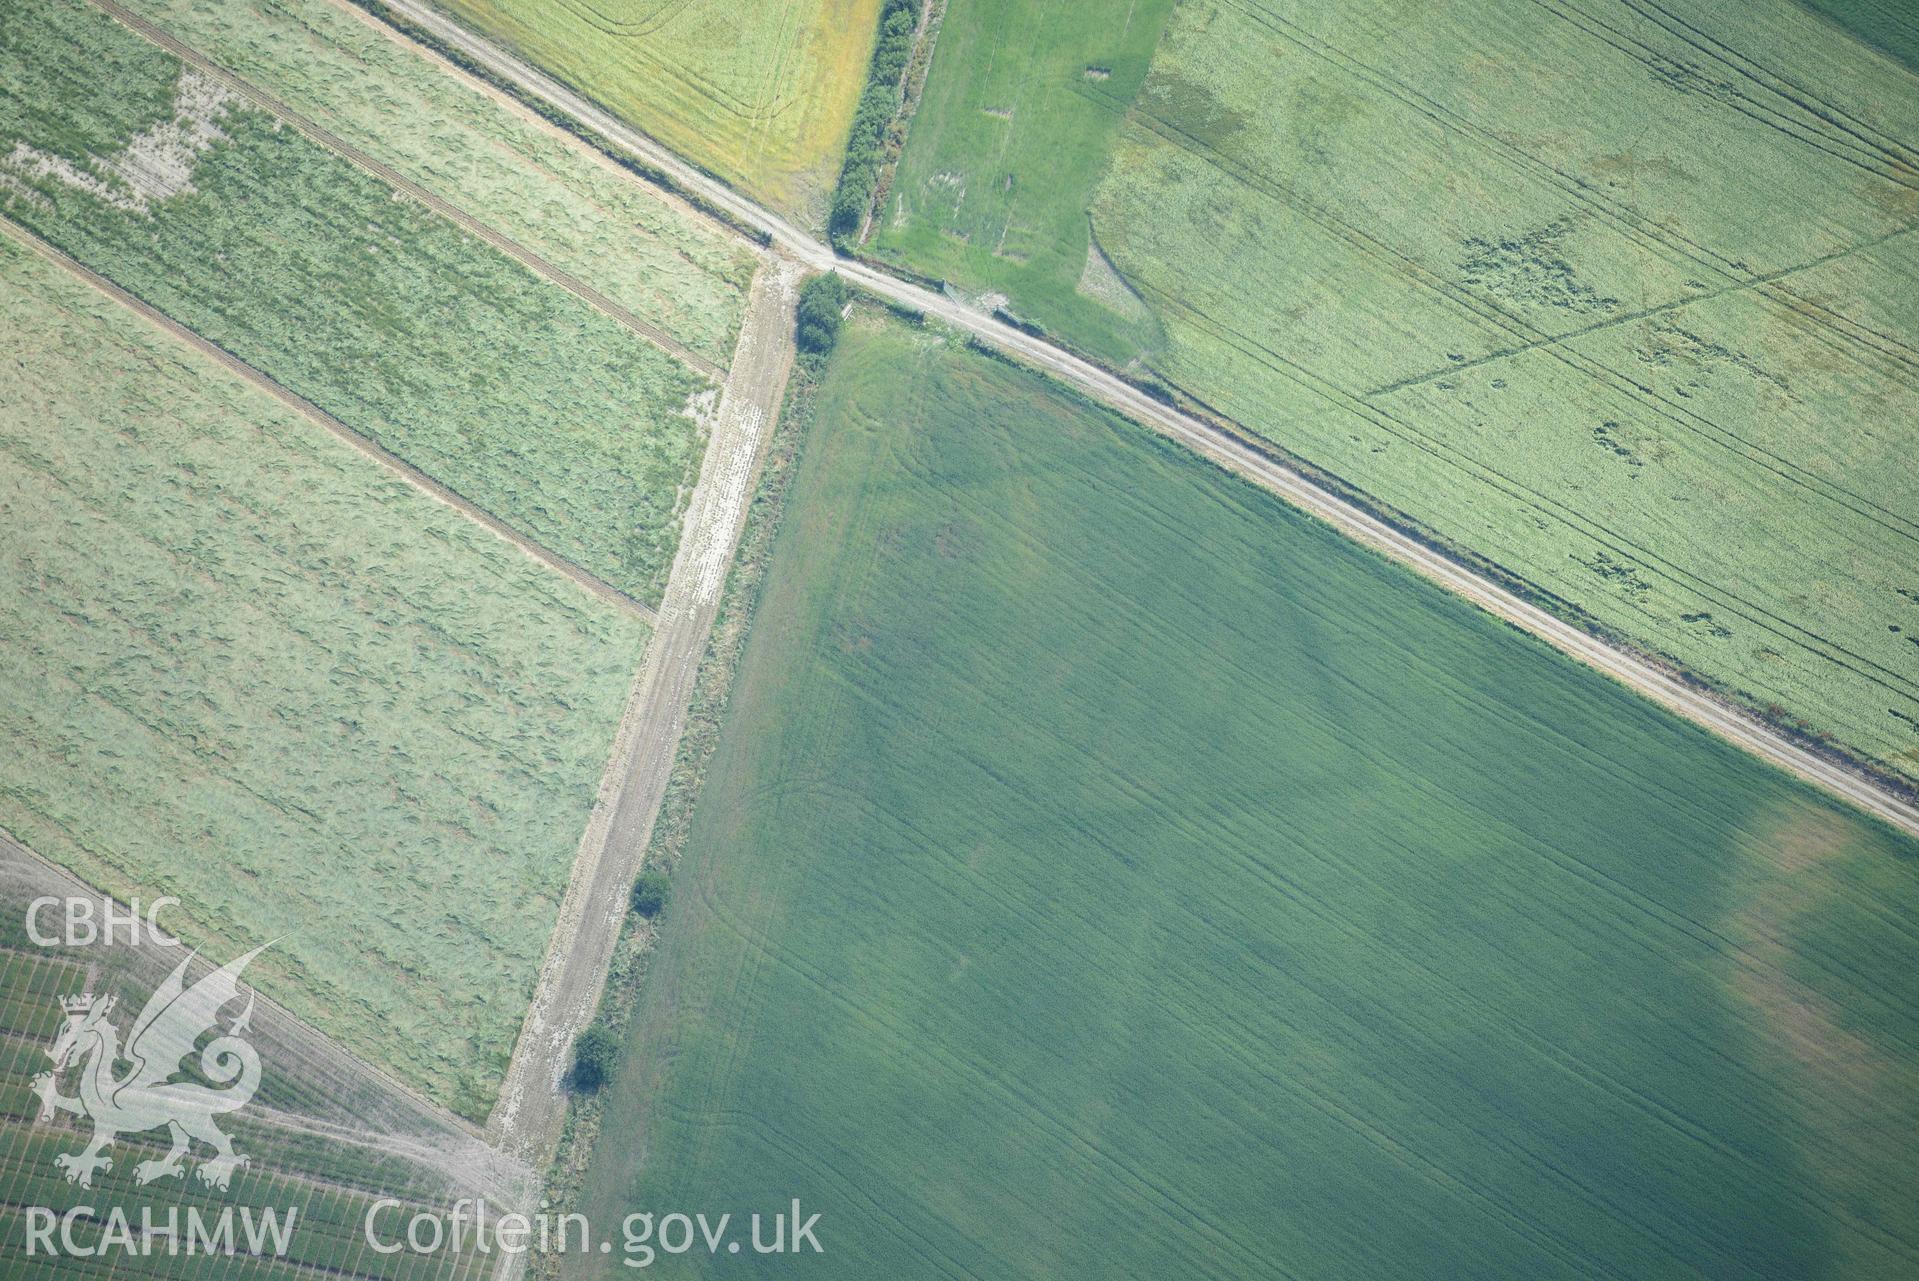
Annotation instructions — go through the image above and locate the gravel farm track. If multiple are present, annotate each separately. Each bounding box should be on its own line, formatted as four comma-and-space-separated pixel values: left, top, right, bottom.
485, 258, 800, 1168
353, 0, 1919, 844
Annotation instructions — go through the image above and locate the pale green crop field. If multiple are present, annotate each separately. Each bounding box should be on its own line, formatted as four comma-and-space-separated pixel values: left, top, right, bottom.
879, 0, 1919, 780
1, 0, 715, 604
117, 0, 756, 365
430, 0, 884, 223
571, 316, 1919, 1278
0, 234, 646, 1119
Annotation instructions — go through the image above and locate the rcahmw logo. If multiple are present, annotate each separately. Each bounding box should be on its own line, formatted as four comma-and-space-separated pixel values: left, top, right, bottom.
26, 1202, 299, 1260
33, 945, 269, 1190
19, 897, 298, 1260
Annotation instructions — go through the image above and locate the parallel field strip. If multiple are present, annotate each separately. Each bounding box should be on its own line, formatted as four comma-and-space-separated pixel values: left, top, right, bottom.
0, 216, 659, 625
84, 0, 725, 382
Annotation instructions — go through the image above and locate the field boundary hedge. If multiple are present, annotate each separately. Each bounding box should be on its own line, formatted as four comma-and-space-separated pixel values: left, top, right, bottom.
828, 0, 935, 247
524, 343, 824, 1279
858, 0, 945, 246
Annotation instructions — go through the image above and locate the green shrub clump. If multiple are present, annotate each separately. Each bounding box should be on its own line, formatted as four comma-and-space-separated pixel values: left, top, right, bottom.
569, 1025, 618, 1092
797, 273, 850, 354
630, 869, 672, 918
829, 0, 919, 245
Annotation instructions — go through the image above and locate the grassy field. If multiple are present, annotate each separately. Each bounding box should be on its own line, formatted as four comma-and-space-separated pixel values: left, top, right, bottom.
429, 0, 884, 222
1, 0, 714, 603
864, 0, 1172, 358
0, 232, 647, 1118
116, 0, 757, 366
571, 316, 1919, 1278
875, 0, 1919, 782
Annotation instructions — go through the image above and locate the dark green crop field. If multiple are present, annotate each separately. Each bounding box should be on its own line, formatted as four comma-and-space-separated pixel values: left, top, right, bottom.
571, 317, 1919, 1277
1797, 0, 1919, 71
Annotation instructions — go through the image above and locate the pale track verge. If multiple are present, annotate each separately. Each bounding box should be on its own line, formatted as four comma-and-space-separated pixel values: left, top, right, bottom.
356, 0, 1919, 839
484, 259, 800, 1186
0, 215, 657, 624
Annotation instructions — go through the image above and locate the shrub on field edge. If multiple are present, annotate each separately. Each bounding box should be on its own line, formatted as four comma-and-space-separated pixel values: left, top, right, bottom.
569, 1025, 618, 1093
630, 869, 672, 918
797, 273, 849, 354
829, 0, 919, 245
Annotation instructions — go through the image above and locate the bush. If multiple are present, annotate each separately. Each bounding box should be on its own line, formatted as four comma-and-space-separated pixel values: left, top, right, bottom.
569, 1025, 618, 1092
828, 0, 920, 245
796, 273, 849, 354
630, 869, 671, 918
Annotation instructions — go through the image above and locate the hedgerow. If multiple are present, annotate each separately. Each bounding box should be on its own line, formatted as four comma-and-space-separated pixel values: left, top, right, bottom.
829, 0, 919, 246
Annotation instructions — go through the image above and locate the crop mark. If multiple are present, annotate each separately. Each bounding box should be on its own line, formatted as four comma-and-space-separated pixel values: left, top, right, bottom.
1132, 274, 1919, 710
1367, 221, 1919, 396
1215, 0, 1748, 283
1114, 97, 1919, 554
537, 0, 796, 123
549, 0, 692, 38
1230, 0, 1919, 367
1538, 0, 1919, 193
1621, 0, 1919, 172
1458, 219, 1622, 316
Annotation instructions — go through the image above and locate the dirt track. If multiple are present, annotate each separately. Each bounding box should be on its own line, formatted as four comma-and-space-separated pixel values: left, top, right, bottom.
0, 215, 656, 623
484, 259, 799, 1165
367, 0, 1919, 841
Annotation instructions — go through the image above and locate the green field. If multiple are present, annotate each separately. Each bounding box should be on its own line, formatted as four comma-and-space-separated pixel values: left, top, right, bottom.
1, 0, 713, 603
864, 0, 1171, 357
572, 316, 1919, 1277
429, 0, 884, 222
1798, 0, 1919, 70
0, 232, 647, 1118
115, 0, 757, 366
875, 0, 1919, 781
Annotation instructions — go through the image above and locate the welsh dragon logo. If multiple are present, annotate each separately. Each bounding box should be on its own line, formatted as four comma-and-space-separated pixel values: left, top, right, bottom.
31, 946, 267, 1191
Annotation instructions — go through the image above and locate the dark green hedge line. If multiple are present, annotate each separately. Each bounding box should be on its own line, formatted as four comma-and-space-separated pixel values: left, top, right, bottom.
829, 0, 920, 246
